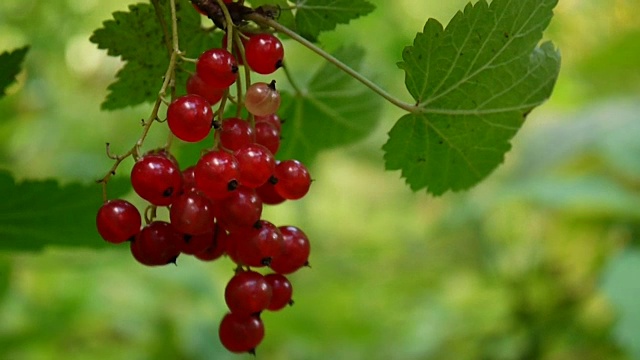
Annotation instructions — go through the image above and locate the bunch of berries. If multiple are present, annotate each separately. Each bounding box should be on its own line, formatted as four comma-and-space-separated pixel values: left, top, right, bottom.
96, 14, 312, 354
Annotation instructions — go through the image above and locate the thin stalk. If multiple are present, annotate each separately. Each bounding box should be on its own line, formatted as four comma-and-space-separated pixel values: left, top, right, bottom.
246, 13, 419, 114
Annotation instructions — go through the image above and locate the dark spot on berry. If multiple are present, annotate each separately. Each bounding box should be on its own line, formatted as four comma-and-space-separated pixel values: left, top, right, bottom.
163, 187, 174, 197
183, 234, 192, 244
268, 175, 278, 185
261, 257, 272, 266
227, 179, 238, 191
231, 65, 239, 73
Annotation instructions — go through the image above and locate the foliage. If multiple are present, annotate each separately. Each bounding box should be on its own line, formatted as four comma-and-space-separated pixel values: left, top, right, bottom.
0, 46, 28, 97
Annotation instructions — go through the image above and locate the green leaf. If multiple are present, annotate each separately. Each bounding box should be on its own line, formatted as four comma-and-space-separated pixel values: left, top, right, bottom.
277, 46, 382, 164
294, 0, 375, 42
90, 0, 215, 110
0, 171, 130, 252
383, 0, 561, 195
0, 46, 29, 98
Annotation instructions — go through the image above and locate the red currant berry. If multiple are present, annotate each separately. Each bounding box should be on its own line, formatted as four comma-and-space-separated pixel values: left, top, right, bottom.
234, 143, 275, 188
194, 150, 239, 200
234, 220, 283, 267
194, 223, 228, 261
130, 221, 182, 266
264, 273, 293, 311
270, 226, 310, 274
225, 270, 272, 316
254, 121, 280, 155
219, 118, 254, 151
217, 186, 263, 231
131, 154, 183, 206
245, 80, 281, 117
96, 199, 141, 244
169, 191, 215, 235
256, 181, 286, 205
255, 114, 282, 131
186, 74, 225, 105
196, 48, 238, 89
167, 94, 213, 143
273, 160, 311, 200
218, 312, 264, 354
182, 166, 197, 191
245, 34, 284, 75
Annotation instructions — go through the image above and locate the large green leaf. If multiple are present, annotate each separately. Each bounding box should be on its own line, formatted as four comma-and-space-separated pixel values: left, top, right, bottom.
249, 0, 296, 29
383, 0, 560, 195
0, 46, 29, 98
90, 0, 216, 110
294, 0, 375, 42
277, 46, 382, 164
0, 171, 130, 252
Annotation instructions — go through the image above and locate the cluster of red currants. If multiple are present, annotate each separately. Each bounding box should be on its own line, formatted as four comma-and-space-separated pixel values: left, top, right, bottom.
96, 17, 312, 354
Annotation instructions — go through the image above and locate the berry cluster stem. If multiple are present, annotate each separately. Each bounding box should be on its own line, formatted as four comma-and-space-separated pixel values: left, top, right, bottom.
245, 12, 420, 114
97, 0, 183, 202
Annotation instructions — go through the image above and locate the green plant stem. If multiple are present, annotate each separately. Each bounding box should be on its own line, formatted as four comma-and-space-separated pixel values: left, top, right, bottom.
282, 62, 302, 94
246, 12, 419, 114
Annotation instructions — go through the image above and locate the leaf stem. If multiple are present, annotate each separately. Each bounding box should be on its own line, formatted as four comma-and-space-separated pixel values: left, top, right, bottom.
245, 12, 419, 114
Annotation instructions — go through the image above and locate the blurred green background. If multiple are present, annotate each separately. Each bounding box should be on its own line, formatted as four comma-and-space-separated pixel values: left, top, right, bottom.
1, 0, 640, 359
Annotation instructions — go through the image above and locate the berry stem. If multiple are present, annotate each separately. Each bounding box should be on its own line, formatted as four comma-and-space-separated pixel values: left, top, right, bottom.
245, 12, 420, 114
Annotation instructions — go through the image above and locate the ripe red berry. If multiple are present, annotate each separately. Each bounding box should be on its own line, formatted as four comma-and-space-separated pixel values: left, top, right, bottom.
196, 48, 238, 89
167, 94, 213, 143
256, 181, 286, 205
169, 191, 215, 235
233, 220, 283, 267
96, 199, 141, 244
217, 186, 263, 231
194, 223, 228, 261
218, 118, 254, 151
186, 74, 225, 105
130, 221, 182, 266
225, 270, 272, 316
194, 150, 239, 200
234, 143, 275, 188
245, 81, 281, 117
264, 273, 293, 311
218, 312, 265, 354
254, 121, 280, 155
270, 225, 310, 274
245, 34, 284, 75
273, 160, 311, 200
131, 154, 183, 206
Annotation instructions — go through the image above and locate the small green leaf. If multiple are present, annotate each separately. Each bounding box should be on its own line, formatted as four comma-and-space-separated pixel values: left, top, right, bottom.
384, 0, 561, 195
294, 0, 375, 42
90, 0, 214, 110
0, 46, 29, 98
277, 46, 382, 164
0, 171, 130, 252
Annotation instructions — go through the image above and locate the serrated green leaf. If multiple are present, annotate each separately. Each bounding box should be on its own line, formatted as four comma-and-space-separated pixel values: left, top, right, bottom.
384, 0, 560, 195
91, 0, 216, 110
294, 0, 375, 42
277, 46, 382, 164
0, 46, 29, 98
0, 171, 130, 252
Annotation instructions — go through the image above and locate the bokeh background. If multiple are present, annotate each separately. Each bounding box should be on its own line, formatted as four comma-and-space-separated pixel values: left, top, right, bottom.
1, 0, 640, 359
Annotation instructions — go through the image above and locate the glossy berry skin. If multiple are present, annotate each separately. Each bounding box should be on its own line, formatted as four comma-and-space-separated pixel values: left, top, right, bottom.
219, 118, 254, 151
264, 273, 293, 311
245, 81, 281, 117
256, 181, 286, 205
186, 74, 225, 105
234, 143, 275, 188
96, 199, 141, 244
245, 34, 284, 75
194, 223, 228, 260
270, 226, 310, 274
194, 150, 239, 200
130, 221, 182, 266
225, 270, 272, 316
255, 113, 282, 131
131, 154, 183, 206
254, 121, 280, 155
217, 186, 263, 231
196, 48, 238, 89
218, 312, 264, 354
169, 191, 215, 235
273, 160, 311, 200
167, 94, 213, 142
234, 220, 283, 267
